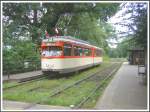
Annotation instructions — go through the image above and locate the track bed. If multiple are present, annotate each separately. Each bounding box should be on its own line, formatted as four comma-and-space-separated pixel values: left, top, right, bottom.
3, 62, 122, 109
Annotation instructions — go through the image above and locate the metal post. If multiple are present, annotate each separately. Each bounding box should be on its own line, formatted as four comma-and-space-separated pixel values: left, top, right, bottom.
7, 72, 10, 80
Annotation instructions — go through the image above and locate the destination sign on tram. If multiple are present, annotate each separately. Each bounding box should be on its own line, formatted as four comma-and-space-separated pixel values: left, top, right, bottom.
46, 42, 56, 46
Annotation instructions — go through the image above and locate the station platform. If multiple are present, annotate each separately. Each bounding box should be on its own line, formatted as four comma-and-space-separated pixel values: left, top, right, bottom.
95, 62, 147, 110
3, 70, 42, 82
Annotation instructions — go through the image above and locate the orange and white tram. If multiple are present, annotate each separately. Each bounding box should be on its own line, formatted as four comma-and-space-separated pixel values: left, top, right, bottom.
41, 36, 103, 74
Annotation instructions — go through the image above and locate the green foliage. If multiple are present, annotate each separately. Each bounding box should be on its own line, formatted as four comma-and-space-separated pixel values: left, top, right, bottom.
103, 54, 110, 62
3, 41, 40, 74
2, 3, 120, 74
133, 4, 147, 48
108, 40, 129, 58
116, 3, 147, 49
3, 3, 119, 45
108, 3, 148, 58
114, 40, 129, 58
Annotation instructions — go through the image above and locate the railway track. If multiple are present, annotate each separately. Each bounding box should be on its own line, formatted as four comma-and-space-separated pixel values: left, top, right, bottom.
48, 63, 119, 97
3, 74, 47, 90
74, 66, 120, 109
26, 63, 115, 94
23, 62, 121, 109
3, 64, 105, 91
24, 64, 109, 92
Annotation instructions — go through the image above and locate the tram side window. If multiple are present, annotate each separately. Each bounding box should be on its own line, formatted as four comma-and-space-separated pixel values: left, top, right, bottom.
94, 49, 99, 57
74, 46, 79, 56
96, 50, 102, 57
99, 50, 102, 56
96, 50, 99, 57
74, 46, 83, 56
78, 47, 83, 56
84, 48, 91, 56
96, 50, 99, 56
64, 44, 72, 56
94, 50, 97, 56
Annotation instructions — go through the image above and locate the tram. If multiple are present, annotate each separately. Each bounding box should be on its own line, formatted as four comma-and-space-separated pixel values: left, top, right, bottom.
41, 36, 103, 74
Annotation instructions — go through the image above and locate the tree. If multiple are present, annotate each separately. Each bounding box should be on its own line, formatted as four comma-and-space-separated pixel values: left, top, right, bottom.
3, 3, 119, 46
2, 3, 120, 73
114, 3, 147, 49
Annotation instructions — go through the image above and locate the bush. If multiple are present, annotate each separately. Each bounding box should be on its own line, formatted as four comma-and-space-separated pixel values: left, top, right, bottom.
103, 54, 110, 62
3, 41, 41, 75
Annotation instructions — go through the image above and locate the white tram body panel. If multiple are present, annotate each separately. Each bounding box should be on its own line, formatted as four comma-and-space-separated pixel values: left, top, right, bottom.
41, 36, 103, 74
42, 57, 102, 73
94, 57, 103, 65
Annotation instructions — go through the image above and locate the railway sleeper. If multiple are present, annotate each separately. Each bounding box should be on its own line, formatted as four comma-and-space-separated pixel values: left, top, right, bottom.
73, 65, 121, 109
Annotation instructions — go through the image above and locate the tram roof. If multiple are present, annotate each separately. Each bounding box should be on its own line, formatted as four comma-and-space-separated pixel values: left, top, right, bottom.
42, 36, 102, 50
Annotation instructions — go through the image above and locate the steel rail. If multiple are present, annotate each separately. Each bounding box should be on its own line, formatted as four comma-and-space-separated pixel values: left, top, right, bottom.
23, 63, 118, 109
47, 63, 117, 97
26, 64, 112, 93
74, 64, 121, 109
3, 75, 46, 90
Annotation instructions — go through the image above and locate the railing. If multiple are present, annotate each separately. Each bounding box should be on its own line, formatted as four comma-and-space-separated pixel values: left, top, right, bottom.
137, 58, 147, 85
138, 65, 145, 74
137, 57, 145, 74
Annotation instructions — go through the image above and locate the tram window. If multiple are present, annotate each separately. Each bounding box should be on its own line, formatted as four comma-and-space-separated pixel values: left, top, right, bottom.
96, 50, 99, 56
42, 46, 62, 56
78, 47, 83, 56
64, 44, 72, 56
94, 50, 97, 56
74, 46, 83, 56
74, 46, 79, 56
97, 50, 101, 56
84, 48, 91, 56
99, 50, 102, 56
96, 50, 98, 56
95, 50, 98, 56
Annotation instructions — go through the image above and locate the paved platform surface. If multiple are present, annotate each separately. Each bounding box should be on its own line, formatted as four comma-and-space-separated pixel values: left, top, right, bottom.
3, 100, 71, 110
95, 62, 147, 110
3, 70, 42, 81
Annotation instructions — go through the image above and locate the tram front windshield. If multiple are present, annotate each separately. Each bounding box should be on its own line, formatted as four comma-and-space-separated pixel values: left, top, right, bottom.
42, 46, 62, 56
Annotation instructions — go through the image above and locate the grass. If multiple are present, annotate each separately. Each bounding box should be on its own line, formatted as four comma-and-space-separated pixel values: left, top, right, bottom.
3, 82, 18, 89
103, 55, 110, 62
3, 62, 120, 108
44, 81, 97, 106
110, 58, 127, 62
3, 62, 110, 91
80, 63, 122, 108
81, 75, 114, 108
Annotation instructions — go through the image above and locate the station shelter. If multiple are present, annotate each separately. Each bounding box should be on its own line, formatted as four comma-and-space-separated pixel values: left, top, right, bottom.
128, 48, 145, 65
